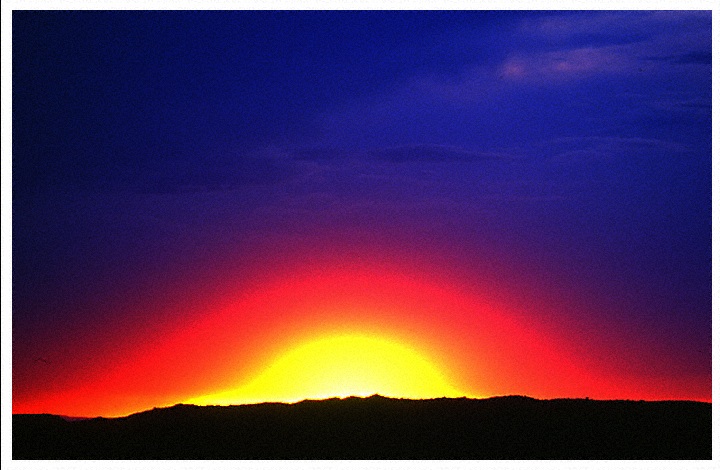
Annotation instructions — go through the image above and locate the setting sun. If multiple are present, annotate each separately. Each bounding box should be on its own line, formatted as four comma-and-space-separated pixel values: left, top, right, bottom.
186, 334, 466, 406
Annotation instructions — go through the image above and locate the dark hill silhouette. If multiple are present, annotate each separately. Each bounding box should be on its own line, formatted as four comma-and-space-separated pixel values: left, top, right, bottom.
13, 395, 710, 459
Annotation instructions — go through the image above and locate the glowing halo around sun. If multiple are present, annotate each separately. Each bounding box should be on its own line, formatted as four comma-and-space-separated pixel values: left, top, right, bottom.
186, 334, 468, 406
11, 260, 708, 419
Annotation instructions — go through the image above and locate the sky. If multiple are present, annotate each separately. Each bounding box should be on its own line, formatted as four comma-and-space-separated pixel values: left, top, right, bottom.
7, 8, 713, 418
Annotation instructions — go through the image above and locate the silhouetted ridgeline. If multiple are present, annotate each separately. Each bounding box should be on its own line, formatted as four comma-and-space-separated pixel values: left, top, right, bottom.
13, 395, 711, 459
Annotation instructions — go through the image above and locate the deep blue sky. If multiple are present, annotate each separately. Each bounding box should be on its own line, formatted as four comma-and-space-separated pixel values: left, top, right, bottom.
11, 10, 712, 399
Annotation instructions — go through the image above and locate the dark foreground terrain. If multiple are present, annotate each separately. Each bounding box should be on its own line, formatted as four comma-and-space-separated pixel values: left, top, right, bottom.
13, 395, 711, 459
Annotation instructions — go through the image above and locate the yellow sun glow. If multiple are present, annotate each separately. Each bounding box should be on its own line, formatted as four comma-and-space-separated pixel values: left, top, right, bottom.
187, 334, 465, 405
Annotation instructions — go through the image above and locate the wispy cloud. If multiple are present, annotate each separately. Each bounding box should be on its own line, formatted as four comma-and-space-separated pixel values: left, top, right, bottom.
390, 11, 710, 103
517, 11, 709, 47
315, 10, 709, 155
643, 51, 712, 65
535, 136, 690, 165
498, 46, 635, 83
367, 144, 508, 163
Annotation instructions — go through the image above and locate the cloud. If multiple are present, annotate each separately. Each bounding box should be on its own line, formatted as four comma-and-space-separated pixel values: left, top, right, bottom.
497, 46, 634, 83
548, 149, 614, 166
422, 11, 710, 98
288, 148, 354, 161
367, 144, 507, 163
517, 12, 651, 46
538, 137, 690, 165
644, 51, 712, 65
307, 10, 709, 156
409, 45, 636, 106
262, 144, 503, 165
410, 40, 654, 106
652, 97, 712, 113
518, 11, 709, 48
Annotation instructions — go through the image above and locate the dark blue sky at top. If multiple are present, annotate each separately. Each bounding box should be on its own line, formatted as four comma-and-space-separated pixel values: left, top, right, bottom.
13, 11, 522, 192
12, 10, 712, 378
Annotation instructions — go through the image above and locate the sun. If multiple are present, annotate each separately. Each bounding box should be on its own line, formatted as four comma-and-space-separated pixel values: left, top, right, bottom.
186, 333, 466, 406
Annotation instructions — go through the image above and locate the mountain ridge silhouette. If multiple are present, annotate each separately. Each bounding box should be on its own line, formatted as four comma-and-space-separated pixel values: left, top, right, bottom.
13, 395, 711, 459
